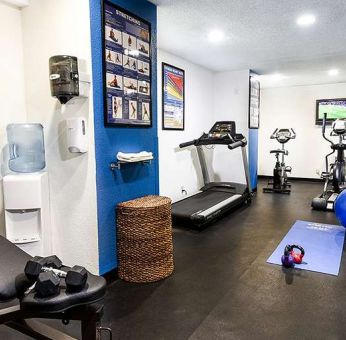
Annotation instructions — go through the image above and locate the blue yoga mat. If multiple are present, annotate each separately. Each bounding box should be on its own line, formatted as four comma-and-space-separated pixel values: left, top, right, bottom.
267, 220, 345, 276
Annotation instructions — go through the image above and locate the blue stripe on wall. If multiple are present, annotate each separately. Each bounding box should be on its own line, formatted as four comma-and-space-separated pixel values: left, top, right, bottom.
89, 0, 158, 274
249, 129, 258, 190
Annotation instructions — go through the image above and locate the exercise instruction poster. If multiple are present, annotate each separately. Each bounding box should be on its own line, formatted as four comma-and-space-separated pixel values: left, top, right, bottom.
103, 1, 151, 127
162, 63, 185, 130
249, 76, 260, 129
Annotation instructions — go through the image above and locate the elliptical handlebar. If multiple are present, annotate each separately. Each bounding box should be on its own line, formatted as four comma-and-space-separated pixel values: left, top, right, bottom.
322, 112, 327, 135
322, 112, 333, 145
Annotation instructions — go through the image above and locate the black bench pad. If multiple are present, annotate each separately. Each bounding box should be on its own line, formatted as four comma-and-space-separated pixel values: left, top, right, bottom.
0, 236, 31, 301
20, 267, 106, 313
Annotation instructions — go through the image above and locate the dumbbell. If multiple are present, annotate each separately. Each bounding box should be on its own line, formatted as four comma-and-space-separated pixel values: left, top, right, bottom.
24, 256, 88, 297
35, 271, 60, 297
25, 255, 62, 281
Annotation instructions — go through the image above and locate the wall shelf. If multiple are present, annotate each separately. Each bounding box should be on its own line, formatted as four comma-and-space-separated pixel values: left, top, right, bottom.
110, 159, 153, 171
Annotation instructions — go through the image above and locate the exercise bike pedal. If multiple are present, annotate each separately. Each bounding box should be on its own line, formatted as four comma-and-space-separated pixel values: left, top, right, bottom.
285, 166, 292, 173
321, 172, 331, 179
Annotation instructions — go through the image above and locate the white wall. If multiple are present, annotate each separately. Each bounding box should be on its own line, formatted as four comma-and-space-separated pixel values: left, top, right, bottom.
259, 82, 346, 178
213, 70, 250, 184
21, 0, 99, 273
158, 50, 215, 201
158, 51, 251, 199
0, 2, 27, 235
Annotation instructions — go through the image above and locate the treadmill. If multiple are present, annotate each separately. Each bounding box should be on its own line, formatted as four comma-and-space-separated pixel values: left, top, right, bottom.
172, 121, 253, 228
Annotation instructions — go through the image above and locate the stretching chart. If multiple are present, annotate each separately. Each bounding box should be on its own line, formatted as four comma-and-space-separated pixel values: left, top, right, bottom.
103, 2, 151, 126
163, 63, 184, 130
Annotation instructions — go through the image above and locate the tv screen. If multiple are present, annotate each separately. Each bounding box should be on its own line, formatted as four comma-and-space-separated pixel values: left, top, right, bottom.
316, 98, 346, 124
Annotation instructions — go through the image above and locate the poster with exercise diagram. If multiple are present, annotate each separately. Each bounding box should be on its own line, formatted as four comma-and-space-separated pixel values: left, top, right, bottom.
103, 1, 151, 126
162, 63, 185, 130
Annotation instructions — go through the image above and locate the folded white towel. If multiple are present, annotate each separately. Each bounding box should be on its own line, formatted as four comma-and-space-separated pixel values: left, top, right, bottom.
117, 151, 153, 162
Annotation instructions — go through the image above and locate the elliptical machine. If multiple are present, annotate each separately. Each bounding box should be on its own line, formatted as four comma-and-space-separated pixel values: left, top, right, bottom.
312, 113, 346, 210
263, 128, 296, 194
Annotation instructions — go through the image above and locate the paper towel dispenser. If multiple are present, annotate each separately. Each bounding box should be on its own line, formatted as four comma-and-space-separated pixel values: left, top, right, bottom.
49, 55, 90, 105
49, 55, 79, 104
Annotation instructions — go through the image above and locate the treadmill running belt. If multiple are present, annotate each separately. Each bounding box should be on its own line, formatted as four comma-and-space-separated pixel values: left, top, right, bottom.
172, 190, 239, 218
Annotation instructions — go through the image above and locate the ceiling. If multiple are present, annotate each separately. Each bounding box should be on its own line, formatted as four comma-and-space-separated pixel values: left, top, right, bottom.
0, 0, 29, 8
149, 0, 346, 87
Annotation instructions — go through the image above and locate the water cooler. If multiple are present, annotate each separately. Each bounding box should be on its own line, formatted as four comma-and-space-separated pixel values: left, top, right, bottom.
3, 124, 51, 256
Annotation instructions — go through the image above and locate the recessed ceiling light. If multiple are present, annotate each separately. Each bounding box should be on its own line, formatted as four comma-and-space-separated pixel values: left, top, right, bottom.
328, 69, 339, 76
271, 73, 284, 81
296, 14, 316, 26
207, 29, 225, 43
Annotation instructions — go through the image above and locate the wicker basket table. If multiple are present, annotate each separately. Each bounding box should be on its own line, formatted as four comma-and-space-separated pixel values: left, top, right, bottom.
117, 195, 174, 283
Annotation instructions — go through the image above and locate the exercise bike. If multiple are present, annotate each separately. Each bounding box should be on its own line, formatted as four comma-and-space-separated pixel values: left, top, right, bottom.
263, 128, 296, 194
312, 113, 346, 210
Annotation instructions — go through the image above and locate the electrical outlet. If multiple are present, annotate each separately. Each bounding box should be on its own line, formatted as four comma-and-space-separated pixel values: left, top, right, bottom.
181, 186, 187, 196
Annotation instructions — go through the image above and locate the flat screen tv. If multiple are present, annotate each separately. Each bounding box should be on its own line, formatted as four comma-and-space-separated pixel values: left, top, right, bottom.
316, 98, 346, 125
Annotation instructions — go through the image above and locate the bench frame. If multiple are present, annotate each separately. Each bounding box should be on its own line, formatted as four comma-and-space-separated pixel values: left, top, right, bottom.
0, 302, 110, 340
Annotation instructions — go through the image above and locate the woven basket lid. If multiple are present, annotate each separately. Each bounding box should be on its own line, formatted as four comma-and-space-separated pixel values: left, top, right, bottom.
118, 195, 171, 209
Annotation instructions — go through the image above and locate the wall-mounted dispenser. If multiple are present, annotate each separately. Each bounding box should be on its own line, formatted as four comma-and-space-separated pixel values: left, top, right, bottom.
66, 117, 88, 153
49, 55, 90, 104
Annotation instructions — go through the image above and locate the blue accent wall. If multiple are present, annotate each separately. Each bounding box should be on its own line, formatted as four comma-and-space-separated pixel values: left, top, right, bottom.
89, 0, 158, 274
249, 129, 258, 190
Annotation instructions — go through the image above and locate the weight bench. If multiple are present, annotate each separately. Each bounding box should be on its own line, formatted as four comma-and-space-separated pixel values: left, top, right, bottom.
0, 235, 110, 339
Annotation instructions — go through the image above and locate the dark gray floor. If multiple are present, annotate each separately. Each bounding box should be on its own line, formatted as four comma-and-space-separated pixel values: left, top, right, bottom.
0, 180, 344, 339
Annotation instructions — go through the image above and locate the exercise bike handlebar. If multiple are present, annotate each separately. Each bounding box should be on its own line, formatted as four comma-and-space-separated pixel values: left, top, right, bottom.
290, 128, 296, 139
270, 128, 296, 140
270, 128, 278, 139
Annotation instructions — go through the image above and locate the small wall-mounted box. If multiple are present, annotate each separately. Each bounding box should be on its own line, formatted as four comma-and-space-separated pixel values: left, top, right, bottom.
66, 117, 88, 153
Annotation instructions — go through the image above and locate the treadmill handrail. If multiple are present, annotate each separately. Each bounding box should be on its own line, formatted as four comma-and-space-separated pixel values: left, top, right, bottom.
228, 138, 247, 150
179, 140, 197, 148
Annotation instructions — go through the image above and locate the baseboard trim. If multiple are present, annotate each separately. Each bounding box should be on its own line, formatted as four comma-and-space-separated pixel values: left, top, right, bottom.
258, 175, 323, 183
102, 268, 118, 285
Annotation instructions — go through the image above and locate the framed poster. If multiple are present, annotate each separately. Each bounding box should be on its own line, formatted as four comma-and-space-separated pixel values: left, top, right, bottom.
162, 63, 185, 130
102, 1, 152, 127
249, 75, 260, 129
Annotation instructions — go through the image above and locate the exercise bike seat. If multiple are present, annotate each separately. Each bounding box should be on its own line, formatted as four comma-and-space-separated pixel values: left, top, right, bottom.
0, 235, 107, 313
270, 149, 286, 154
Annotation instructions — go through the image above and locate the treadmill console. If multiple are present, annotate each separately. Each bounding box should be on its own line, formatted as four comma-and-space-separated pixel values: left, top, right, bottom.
208, 121, 236, 138
179, 120, 245, 148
